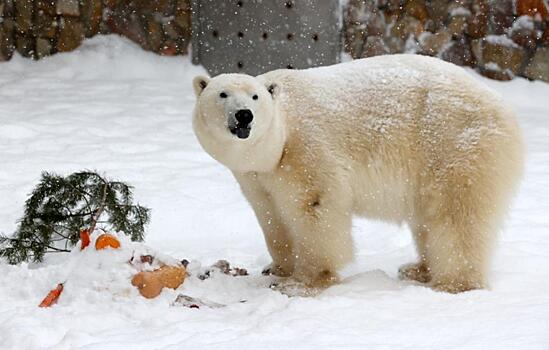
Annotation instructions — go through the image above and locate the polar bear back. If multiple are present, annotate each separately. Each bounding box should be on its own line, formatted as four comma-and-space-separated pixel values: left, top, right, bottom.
260, 54, 519, 172
259, 54, 522, 222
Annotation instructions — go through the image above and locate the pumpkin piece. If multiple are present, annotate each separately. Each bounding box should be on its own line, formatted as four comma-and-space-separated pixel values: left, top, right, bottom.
158, 265, 187, 289
131, 265, 187, 299
95, 233, 121, 250
131, 271, 164, 299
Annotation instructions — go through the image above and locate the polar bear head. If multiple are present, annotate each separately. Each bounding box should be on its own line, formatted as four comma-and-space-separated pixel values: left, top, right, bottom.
192, 74, 286, 173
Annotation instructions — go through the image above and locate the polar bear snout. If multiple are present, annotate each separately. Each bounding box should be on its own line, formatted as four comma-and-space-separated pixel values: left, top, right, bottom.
235, 109, 254, 125
230, 109, 254, 139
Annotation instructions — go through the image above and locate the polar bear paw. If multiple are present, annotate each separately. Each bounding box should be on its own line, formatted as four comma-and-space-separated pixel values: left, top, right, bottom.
398, 262, 432, 283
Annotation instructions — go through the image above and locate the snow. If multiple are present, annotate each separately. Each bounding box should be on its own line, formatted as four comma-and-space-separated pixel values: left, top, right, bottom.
449, 6, 472, 17
1, 35, 549, 349
485, 34, 521, 49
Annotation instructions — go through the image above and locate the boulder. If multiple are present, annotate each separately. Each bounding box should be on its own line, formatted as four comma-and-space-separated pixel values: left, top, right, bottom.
344, 24, 367, 58
0, 17, 15, 61
147, 19, 164, 52
35, 13, 57, 39
366, 11, 386, 37
419, 30, 452, 56
35, 37, 52, 58
56, 0, 80, 16
488, 0, 515, 35
481, 35, 528, 77
57, 17, 84, 52
405, 0, 429, 22
448, 14, 469, 36
175, 0, 191, 31
426, 0, 450, 30
510, 15, 538, 50
468, 0, 488, 38
441, 35, 475, 67
524, 47, 549, 82
36, 0, 57, 16
81, 0, 102, 37
541, 20, 549, 45
515, 0, 549, 19
361, 35, 389, 57
391, 15, 423, 41
15, 0, 33, 33
15, 33, 33, 57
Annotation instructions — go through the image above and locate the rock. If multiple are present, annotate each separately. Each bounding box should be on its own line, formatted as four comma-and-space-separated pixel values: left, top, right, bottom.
344, 24, 367, 58
174, 0, 191, 30
471, 38, 484, 63
15, 0, 33, 33
103, 0, 119, 10
441, 35, 475, 67
542, 21, 549, 45
1, 17, 15, 61
160, 40, 178, 56
468, 0, 488, 39
482, 62, 514, 81
81, 0, 102, 37
15, 33, 33, 57
147, 19, 164, 52
405, 0, 429, 22
0, 28, 13, 61
391, 15, 423, 41
515, 0, 549, 19
488, 0, 515, 35
162, 20, 180, 40
524, 47, 549, 82
35, 37, 52, 58
35, 13, 57, 39
36, 0, 56, 16
57, 17, 84, 52
385, 36, 405, 53
481, 35, 528, 76
56, 0, 80, 16
366, 11, 386, 37
137, 0, 173, 16
344, 0, 375, 58
510, 15, 538, 50
419, 29, 452, 56
361, 35, 389, 57
448, 14, 469, 36
426, 0, 450, 30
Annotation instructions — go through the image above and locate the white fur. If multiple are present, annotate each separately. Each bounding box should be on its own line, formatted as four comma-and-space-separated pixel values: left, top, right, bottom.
192, 54, 524, 293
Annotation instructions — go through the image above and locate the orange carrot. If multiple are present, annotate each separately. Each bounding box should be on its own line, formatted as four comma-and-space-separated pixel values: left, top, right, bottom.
39, 283, 64, 308
80, 229, 91, 250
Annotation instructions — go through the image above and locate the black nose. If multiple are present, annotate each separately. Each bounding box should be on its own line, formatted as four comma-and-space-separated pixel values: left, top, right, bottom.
235, 109, 253, 125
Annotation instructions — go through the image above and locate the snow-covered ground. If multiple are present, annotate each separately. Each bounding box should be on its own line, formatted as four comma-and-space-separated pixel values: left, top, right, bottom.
0, 36, 548, 350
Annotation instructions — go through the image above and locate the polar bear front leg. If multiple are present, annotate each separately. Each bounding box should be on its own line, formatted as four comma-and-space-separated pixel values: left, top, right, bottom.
234, 174, 295, 277
281, 189, 355, 289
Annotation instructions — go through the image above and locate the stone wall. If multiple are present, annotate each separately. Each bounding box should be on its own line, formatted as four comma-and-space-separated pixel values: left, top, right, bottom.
1, 0, 548, 82
344, 0, 549, 82
0, 0, 191, 60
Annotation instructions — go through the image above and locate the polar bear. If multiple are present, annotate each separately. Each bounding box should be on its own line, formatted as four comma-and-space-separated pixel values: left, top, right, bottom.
192, 54, 523, 294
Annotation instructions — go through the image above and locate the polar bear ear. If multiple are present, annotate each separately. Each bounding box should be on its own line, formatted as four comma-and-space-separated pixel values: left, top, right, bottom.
266, 83, 278, 98
193, 75, 210, 97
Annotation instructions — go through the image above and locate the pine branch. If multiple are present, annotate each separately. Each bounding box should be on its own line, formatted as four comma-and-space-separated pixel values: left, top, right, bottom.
0, 171, 150, 264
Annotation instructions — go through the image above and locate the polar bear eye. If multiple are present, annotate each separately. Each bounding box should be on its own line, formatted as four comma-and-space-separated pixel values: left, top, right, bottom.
219, 92, 228, 98
252, 94, 258, 100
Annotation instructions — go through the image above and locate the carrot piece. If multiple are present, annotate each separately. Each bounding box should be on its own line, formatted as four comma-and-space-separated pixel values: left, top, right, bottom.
80, 229, 91, 250
39, 283, 64, 308
95, 233, 121, 250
